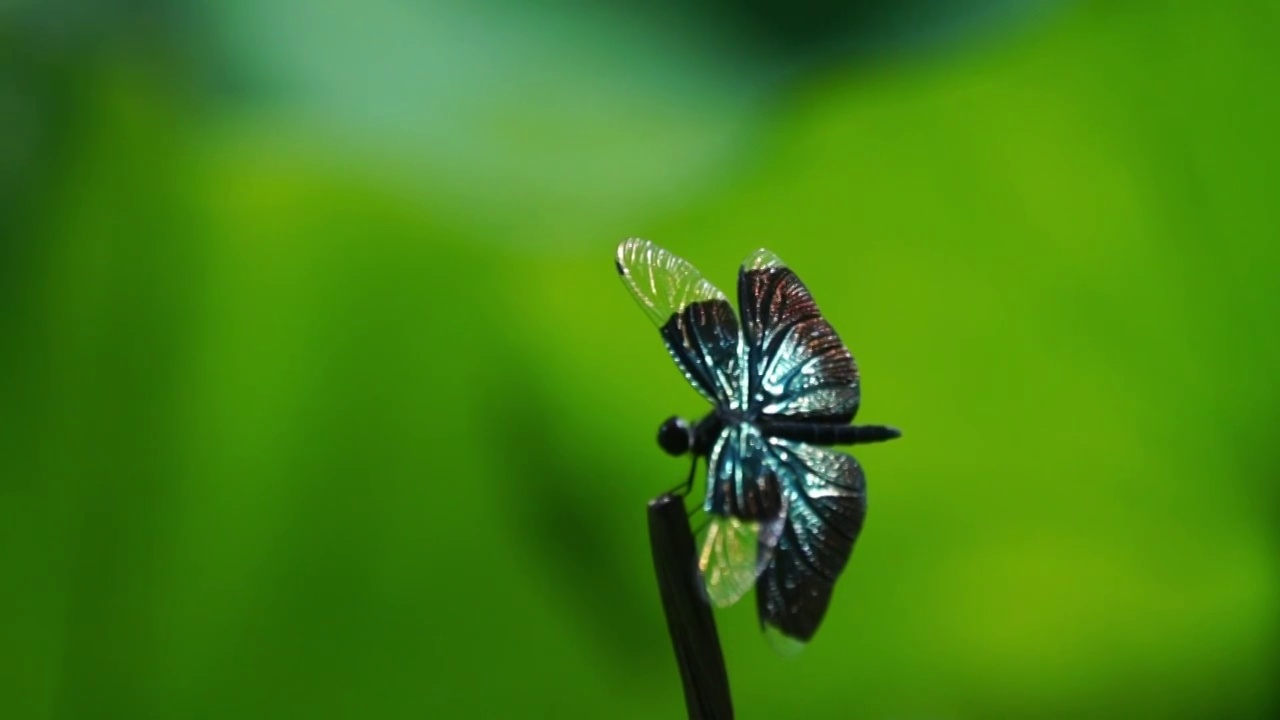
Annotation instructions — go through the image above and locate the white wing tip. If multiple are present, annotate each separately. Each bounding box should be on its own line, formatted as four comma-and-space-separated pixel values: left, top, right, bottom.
615, 237, 654, 276
744, 247, 784, 271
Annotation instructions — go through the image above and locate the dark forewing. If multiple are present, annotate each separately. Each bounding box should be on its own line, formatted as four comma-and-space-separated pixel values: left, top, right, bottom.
754, 437, 867, 644
737, 249, 859, 421
617, 238, 742, 407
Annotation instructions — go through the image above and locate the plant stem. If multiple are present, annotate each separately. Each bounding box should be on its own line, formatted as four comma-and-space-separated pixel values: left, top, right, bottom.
648, 494, 734, 720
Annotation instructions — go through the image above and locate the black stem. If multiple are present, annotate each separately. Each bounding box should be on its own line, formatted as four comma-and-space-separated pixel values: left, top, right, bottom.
647, 493, 734, 720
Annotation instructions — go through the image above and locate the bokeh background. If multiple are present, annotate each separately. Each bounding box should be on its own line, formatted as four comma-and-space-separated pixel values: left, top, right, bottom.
3, 1, 1278, 718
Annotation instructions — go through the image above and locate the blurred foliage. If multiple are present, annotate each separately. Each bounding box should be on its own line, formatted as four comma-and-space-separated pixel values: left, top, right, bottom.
2, 0, 1278, 718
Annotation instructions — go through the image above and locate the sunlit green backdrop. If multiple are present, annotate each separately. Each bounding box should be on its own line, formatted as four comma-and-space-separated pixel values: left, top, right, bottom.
3, 1, 1277, 718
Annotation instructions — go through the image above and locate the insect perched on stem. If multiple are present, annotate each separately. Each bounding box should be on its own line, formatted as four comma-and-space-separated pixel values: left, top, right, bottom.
617, 238, 901, 649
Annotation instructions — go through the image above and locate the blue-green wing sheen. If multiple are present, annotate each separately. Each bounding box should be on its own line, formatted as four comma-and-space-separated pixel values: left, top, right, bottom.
699, 423, 868, 644
738, 249, 859, 422
705, 422, 783, 521
617, 239, 742, 408
755, 438, 867, 645
698, 423, 786, 607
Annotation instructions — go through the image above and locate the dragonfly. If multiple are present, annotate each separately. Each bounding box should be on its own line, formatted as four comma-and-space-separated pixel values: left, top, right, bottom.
616, 238, 901, 649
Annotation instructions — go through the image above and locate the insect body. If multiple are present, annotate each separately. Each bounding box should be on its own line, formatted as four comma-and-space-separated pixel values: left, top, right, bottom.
616, 238, 900, 646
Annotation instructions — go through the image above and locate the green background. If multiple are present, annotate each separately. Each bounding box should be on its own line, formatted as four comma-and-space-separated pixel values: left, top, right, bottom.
3, 1, 1277, 718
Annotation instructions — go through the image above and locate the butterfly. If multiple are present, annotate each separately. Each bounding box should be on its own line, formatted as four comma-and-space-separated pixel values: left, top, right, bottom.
617, 238, 900, 648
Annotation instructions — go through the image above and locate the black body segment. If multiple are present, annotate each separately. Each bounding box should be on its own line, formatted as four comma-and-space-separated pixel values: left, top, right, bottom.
759, 420, 901, 446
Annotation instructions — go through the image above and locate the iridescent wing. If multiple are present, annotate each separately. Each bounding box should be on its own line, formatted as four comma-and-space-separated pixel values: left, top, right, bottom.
754, 437, 867, 646
616, 238, 742, 408
697, 512, 784, 608
737, 249, 859, 422
697, 423, 786, 607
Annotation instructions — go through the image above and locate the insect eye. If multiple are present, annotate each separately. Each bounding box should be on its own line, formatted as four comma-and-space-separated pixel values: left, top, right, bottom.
656, 417, 691, 456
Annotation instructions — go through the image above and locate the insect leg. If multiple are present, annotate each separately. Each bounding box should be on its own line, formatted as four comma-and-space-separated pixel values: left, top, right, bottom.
667, 455, 699, 498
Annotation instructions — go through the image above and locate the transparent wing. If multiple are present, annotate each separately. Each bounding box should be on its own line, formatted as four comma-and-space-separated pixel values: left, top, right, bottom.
697, 512, 785, 608
737, 248, 860, 421
754, 436, 867, 646
616, 238, 742, 407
